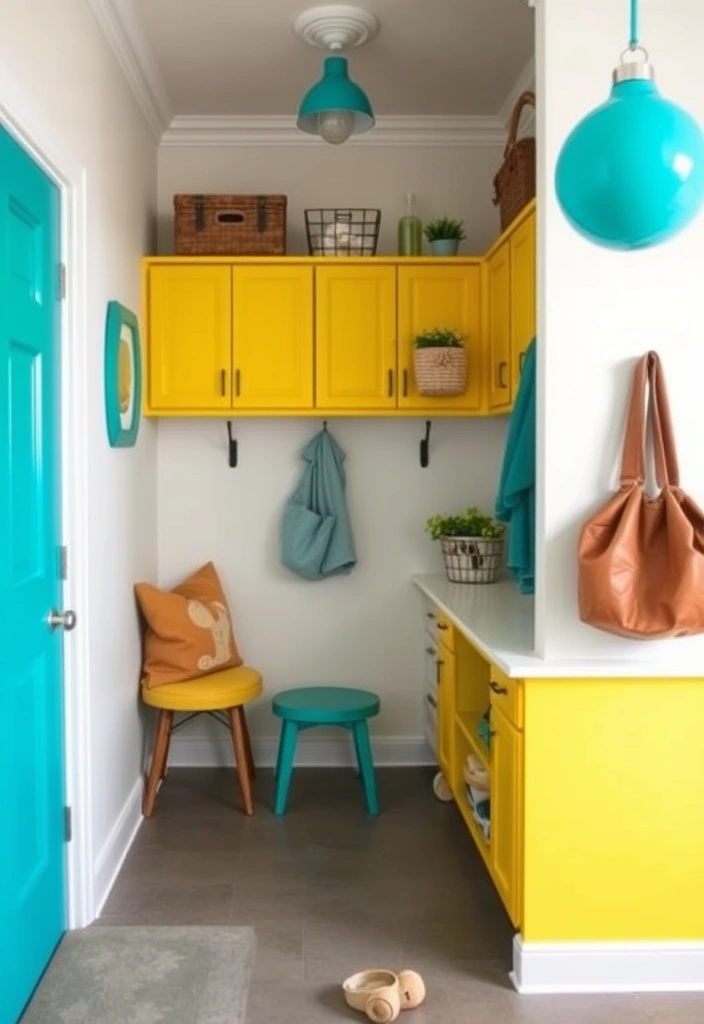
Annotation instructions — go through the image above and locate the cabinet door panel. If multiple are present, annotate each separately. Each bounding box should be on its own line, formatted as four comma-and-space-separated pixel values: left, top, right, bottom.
490, 704, 522, 925
510, 213, 536, 394
315, 266, 396, 409
398, 266, 482, 410
232, 266, 313, 409
487, 242, 512, 410
148, 266, 231, 410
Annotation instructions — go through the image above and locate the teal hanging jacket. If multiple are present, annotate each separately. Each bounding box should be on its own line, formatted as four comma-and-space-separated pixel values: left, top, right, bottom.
281, 429, 357, 581
495, 338, 536, 595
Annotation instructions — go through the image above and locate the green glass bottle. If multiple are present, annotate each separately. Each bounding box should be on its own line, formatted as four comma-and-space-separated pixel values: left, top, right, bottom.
397, 192, 423, 255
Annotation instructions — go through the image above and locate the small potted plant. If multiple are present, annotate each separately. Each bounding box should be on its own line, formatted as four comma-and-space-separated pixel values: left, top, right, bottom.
423, 217, 466, 256
413, 328, 467, 397
425, 506, 505, 584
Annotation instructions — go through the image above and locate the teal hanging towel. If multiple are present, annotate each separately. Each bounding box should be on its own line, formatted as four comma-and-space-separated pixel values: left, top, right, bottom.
281, 428, 357, 581
495, 338, 536, 595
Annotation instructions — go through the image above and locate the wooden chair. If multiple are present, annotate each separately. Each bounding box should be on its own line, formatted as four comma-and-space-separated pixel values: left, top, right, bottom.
141, 665, 262, 817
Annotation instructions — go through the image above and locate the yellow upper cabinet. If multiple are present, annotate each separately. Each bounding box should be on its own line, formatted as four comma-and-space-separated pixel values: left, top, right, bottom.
232, 266, 313, 410
510, 213, 536, 395
397, 265, 482, 411
486, 240, 512, 411
315, 265, 397, 410
147, 265, 232, 411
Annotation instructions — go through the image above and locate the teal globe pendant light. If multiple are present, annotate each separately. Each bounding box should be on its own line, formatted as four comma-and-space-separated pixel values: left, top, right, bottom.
555, 0, 704, 249
295, 5, 378, 145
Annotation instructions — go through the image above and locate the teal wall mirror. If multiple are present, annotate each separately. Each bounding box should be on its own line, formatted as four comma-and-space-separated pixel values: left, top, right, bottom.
104, 300, 142, 448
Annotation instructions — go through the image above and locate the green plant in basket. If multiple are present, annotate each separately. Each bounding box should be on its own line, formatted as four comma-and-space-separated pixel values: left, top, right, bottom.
413, 328, 464, 349
423, 217, 466, 242
425, 506, 505, 541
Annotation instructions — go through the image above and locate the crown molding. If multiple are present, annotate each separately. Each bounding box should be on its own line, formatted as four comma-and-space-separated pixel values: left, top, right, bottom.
499, 56, 536, 134
86, 0, 172, 140
161, 114, 507, 148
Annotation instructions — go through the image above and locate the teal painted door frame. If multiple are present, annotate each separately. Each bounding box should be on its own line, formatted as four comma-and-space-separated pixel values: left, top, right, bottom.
0, 124, 67, 1024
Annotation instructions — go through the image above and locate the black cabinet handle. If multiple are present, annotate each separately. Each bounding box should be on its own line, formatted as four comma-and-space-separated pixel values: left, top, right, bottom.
234, 369, 241, 397
387, 369, 394, 397
426, 694, 438, 710
497, 361, 508, 389
490, 680, 508, 695
403, 369, 408, 397
219, 369, 226, 397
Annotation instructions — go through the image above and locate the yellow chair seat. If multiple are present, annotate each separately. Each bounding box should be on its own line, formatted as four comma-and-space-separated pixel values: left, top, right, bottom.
141, 665, 263, 712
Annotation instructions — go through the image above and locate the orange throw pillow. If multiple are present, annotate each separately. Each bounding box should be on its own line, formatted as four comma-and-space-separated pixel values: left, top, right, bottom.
135, 561, 243, 688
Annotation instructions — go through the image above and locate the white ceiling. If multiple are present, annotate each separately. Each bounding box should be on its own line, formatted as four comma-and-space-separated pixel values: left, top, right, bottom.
120, 0, 534, 120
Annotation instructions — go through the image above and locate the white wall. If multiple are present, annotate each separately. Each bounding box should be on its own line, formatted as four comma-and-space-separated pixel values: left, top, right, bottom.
157, 143, 504, 255
157, 416, 507, 759
539, 0, 704, 664
156, 139, 510, 760
0, 0, 157, 914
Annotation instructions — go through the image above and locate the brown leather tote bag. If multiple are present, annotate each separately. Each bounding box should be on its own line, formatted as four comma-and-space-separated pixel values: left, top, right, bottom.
578, 351, 704, 638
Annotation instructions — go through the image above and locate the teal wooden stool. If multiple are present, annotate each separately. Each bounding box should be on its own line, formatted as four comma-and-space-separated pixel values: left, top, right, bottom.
272, 686, 380, 816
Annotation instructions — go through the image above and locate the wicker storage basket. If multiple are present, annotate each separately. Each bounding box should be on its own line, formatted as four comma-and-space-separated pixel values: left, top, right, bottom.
413, 347, 467, 396
441, 536, 503, 584
173, 194, 287, 255
492, 91, 536, 232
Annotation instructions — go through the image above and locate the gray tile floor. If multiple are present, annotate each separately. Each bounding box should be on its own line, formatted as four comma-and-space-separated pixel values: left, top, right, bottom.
101, 767, 704, 1023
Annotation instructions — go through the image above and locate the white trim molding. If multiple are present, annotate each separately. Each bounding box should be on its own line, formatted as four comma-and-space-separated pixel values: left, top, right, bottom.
94, 778, 143, 917
170, 733, 434, 769
86, 0, 172, 139
160, 114, 507, 148
512, 935, 704, 994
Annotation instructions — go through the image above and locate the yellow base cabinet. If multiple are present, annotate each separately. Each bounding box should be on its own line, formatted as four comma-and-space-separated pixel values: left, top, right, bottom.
397, 265, 482, 411
418, 597, 704, 947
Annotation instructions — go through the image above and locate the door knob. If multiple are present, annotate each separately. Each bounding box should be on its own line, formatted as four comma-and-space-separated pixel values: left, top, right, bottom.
47, 609, 77, 631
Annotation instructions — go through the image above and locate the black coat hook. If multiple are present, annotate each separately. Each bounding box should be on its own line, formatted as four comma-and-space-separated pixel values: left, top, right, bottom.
420, 420, 431, 468
226, 421, 238, 468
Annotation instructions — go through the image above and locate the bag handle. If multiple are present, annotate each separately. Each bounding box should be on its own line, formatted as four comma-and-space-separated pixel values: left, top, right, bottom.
503, 91, 536, 159
620, 351, 679, 489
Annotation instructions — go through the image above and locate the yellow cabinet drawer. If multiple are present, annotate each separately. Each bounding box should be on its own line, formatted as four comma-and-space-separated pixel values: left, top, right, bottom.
489, 663, 523, 729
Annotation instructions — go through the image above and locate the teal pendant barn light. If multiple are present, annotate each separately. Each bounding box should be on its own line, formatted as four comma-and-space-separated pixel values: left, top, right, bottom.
295, 5, 378, 145
555, 0, 704, 249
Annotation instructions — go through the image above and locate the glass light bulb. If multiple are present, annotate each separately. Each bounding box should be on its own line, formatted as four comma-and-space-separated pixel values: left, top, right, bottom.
318, 109, 354, 145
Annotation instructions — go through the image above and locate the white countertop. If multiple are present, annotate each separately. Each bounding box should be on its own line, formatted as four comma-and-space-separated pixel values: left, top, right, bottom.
412, 575, 704, 679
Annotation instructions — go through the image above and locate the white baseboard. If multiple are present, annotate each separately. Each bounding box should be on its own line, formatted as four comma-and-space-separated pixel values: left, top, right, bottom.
93, 777, 143, 917
512, 934, 704, 993
169, 733, 434, 768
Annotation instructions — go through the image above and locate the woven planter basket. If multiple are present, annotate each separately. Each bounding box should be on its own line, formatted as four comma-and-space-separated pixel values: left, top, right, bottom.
441, 536, 503, 584
413, 347, 467, 397
492, 91, 536, 232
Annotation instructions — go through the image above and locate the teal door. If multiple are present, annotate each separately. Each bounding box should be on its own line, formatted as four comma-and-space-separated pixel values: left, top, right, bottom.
0, 126, 66, 1024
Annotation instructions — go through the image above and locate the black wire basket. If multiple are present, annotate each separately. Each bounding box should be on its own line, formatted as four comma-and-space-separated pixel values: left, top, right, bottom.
304, 208, 381, 256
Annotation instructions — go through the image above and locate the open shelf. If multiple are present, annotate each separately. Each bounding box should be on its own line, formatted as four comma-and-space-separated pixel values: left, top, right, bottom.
455, 710, 490, 770
453, 780, 491, 867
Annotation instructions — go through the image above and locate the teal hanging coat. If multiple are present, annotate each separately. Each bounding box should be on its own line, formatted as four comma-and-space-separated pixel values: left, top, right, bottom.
495, 338, 536, 595
281, 429, 357, 581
